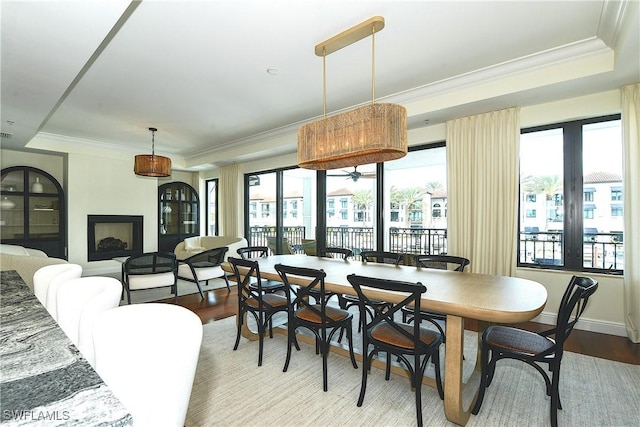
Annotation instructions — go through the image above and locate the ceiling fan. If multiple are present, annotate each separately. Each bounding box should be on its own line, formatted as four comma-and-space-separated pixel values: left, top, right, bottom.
327, 166, 376, 182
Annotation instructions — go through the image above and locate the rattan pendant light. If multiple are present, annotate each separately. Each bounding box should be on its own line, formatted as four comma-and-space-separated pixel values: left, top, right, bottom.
134, 127, 172, 177
297, 16, 407, 170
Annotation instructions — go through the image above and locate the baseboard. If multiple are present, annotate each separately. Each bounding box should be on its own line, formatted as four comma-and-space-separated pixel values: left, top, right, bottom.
533, 311, 627, 337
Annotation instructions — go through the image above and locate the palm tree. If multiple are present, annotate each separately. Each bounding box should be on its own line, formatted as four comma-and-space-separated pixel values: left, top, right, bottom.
521, 174, 563, 227
351, 189, 374, 225
521, 175, 562, 201
391, 187, 424, 227
424, 181, 444, 194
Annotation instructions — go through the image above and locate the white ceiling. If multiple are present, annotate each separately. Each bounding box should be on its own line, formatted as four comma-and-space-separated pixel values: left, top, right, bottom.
1, 0, 638, 171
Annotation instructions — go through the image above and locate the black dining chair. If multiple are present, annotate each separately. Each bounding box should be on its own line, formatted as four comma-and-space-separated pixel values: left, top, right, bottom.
318, 247, 353, 260
472, 275, 598, 427
236, 246, 286, 294
275, 263, 358, 392
347, 274, 443, 427
228, 257, 289, 367
401, 254, 470, 341
308, 247, 353, 306
339, 250, 403, 329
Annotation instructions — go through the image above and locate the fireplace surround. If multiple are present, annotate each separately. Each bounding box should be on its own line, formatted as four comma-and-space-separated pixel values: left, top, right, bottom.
87, 215, 143, 261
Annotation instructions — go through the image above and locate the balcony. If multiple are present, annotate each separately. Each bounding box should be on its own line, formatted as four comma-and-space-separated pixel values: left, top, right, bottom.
519, 231, 624, 272
249, 226, 448, 260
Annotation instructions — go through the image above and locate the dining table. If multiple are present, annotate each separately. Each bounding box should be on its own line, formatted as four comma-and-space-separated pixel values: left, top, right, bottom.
0, 270, 133, 426
223, 254, 547, 426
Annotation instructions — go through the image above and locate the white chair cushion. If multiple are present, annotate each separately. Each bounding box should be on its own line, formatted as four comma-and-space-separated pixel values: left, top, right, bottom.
128, 272, 176, 290
178, 264, 224, 281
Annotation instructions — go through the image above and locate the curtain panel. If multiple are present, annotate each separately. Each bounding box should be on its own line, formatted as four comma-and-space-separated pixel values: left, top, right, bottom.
621, 83, 640, 343
446, 107, 520, 276
219, 164, 243, 238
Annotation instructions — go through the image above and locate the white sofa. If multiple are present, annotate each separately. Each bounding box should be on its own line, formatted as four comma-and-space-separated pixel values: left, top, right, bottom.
0, 245, 68, 292
174, 236, 248, 262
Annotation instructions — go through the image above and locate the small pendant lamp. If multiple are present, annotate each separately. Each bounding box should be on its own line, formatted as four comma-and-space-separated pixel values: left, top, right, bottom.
134, 127, 172, 177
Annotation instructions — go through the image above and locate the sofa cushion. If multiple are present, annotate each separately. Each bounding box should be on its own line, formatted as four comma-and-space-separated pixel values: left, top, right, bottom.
175, 236, 247, 262
0, 253, 68, 292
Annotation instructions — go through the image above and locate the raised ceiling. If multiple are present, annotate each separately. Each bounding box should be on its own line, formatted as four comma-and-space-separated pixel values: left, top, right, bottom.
1, 1, 638, 170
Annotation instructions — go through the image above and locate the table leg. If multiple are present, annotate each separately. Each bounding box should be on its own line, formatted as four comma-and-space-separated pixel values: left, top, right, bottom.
443, 315, 487, 426
239, 311, 259, 340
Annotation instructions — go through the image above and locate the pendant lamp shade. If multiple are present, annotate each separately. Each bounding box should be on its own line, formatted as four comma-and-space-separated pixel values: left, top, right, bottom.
298, 103, 407, 170
297, 16, 407, 170
134, 128, 172, 177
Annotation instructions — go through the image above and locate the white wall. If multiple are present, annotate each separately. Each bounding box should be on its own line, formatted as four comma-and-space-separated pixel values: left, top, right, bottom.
2, 140, 195, 275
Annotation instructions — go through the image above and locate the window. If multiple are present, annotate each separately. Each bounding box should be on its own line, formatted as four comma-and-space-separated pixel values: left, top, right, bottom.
518, 115, 623, 272
245, 144, 446, 260
583, 206, 594, 219
384, 144, 447, 254
584, 190, 594, 202
245, 168, 316, 254
205, 179, 218, 236
432, 203, 442, 218
526, 209, 536, 218
611, 187, 623, 201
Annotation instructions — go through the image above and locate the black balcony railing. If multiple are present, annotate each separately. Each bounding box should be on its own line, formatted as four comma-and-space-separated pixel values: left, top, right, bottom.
388, 227, 448, 255
250, 226, 448, 259
519, 231, 624, 271
326, 227, 374, 257
250, 226, 623, 271
249, 226, 306, 253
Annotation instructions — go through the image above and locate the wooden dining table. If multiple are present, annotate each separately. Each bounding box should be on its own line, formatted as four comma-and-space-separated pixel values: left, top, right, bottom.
223, 254, 547, 426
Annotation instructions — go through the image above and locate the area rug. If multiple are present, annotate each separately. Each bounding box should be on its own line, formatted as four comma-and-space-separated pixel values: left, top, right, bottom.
185, 316, 640, 427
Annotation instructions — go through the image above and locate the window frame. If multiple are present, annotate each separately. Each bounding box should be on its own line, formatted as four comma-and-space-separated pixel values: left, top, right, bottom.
517, 114, 623, 274
205, 178, 219, 236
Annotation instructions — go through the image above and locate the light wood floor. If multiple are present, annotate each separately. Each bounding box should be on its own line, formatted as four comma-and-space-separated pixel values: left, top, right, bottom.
162, 286, 640, 366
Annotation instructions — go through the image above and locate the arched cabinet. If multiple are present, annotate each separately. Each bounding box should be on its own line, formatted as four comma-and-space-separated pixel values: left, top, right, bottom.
1, 166, 67, 258
158, 182, 200, 253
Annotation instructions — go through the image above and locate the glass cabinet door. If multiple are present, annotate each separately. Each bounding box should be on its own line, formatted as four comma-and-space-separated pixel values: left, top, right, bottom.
28, 170, 60, 240
1, 166, 66, 258
158, 182, 200, 253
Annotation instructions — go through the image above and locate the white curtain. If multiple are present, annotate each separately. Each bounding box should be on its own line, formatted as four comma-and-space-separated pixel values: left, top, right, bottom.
621, 83, 640, 343
219, 164, 243, 238
446, 107, 520, 276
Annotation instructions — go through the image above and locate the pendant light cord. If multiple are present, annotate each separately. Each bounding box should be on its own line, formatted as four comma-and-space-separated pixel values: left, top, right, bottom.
371, 24, 375, 105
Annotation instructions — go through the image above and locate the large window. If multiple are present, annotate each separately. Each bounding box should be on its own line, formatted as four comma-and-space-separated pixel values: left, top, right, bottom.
245, 168, 316, 254
244, 144, 446, 259
518, 115, 623, 273
384, 144, 448, 256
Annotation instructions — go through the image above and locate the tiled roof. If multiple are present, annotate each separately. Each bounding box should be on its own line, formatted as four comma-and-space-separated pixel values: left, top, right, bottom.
584, 171, 622, 183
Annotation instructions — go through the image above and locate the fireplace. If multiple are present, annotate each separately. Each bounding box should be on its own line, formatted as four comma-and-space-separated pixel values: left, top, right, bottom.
87, 215, 143, 261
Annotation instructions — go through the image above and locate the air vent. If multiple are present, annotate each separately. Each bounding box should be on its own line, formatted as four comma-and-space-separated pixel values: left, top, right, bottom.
0, 132, 12, 139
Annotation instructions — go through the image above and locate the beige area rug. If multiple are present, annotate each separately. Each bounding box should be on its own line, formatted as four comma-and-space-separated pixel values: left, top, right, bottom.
186, 316, 640, 427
